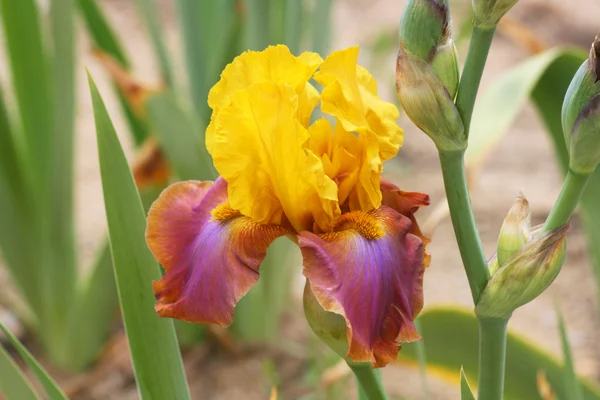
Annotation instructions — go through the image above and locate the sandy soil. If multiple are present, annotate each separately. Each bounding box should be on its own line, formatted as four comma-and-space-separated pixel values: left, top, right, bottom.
2, 0, 600, 399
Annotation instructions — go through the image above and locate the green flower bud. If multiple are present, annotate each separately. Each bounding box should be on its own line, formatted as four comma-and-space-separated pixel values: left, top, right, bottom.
476, 224, 568, 319
562, 35, 600, 175
431, 40, 460, 99
472, 0, 519, 29
497, 193, 531, 266
396, 0, 464, 151
303, 282, 349, 359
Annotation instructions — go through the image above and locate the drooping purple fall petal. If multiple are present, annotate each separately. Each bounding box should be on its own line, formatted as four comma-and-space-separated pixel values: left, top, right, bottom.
298, 206, 425, 367
146, 178, 288, 326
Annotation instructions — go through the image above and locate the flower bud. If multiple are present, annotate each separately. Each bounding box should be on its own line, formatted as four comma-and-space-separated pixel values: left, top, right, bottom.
396, 0, 465, 151
303, 282, 349, 360
562, 35, 600, 175
497, 193, 531, 266
476, 223, 568, 319
472, 0, 520, 29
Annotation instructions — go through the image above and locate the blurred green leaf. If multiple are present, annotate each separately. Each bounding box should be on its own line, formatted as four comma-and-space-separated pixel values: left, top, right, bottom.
557, 307, 583, 400
177, 0, 237, 123
460, 368, 476, 400
0, 0, 51, 181
145, 91, 216, 181
0, 320, 68, 400
466, 48, 586, 168
45, 0, 78, 365
0, 343, 40, 400
89, 74, 191, 399
400, 307, 600, 400
283, 0, 303, 54
67, 243, 119, 370
310, 0, 333, 57
77, 0, 150, 145
135, 0, 174, 86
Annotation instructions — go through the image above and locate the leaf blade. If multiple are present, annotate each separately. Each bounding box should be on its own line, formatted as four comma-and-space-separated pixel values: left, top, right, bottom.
89, 73, 191, 400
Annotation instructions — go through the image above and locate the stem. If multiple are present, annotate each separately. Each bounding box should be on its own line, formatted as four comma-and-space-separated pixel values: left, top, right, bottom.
477, 318, 508, 400
543, 169, 590, 232
439, 150, 490, 302
350, 364, 389, 400
455, 26, 496, 137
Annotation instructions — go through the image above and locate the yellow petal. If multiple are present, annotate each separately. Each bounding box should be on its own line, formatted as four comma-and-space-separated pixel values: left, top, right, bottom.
314, 46, 404, 162
207, 45, 321, 120
211, 82, 339, 232
307, 118, 382, 212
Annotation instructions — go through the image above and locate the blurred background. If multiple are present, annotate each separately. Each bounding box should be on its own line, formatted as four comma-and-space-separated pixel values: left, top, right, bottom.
1, 0, 600, 398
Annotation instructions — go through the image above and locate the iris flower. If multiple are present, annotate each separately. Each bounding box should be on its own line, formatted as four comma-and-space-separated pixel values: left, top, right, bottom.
146, 45, 429, 367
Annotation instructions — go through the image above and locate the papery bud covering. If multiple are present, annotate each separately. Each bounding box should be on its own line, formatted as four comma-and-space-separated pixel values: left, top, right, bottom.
472, 0, 520, 29
396, 0, 464, 151
476, 224, 568, 319
497, 193, 531, 266
562, 35, 600, 175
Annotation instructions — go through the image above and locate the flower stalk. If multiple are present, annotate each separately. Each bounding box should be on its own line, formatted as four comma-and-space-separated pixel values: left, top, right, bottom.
350, 364, 389, 400
454, 26, 496, 138
477, 317, 508, 400
543, 170, 591, 232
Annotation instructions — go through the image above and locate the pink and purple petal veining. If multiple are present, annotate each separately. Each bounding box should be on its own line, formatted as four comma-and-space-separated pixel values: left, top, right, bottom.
298, 206, 425, 367
146, 177, 288, 326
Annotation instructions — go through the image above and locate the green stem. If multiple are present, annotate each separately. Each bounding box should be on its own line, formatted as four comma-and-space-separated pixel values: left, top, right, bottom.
349, 364, 389, 400
455, 26, 496, 137
477, 318, 508, 400
543, 169, 590, 232
439, 150, 490, 302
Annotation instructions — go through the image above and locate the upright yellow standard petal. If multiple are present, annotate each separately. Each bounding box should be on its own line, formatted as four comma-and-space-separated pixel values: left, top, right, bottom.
206, 46, 322, 153
211, 82, 339, 232
314, 46, 404, 162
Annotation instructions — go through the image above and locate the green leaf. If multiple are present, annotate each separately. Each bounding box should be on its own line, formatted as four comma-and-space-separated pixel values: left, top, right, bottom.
283, 0, 303, 54
135, 0, 174, 86
557, 307, 583, 400
460, 367, 476, 400
309, 0, 333, 57
176, 0, 237, 123
0, 0, 51, 181
0, 343, 40, 400
77, 0, 149, 145
89, 73, 191, 400
66, 243, 119, 370
0, 320, 68, 400
145, 91, 216, 181
46, 0, 78, 364
466, 48, 586, 169
400, 307, 600, 400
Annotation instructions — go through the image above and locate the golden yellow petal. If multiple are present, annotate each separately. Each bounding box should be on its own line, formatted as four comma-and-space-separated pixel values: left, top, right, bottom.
314, 46, 404, 162
211, 82, 339, 232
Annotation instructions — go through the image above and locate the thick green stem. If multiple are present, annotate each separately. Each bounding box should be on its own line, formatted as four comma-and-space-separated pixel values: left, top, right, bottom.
477, 318, 508, 400
455, 26, 496, 137
439, 150, 490, 302
349, 364, 389, 400
543, 169, 590, 232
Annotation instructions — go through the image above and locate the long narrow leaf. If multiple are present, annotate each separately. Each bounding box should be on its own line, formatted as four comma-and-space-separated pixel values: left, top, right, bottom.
47, 0, 78, 361
310, 0, 333, 57
400, 307, 600, 400
283, 0, 303, 54
89, 74, 191, 400
67, 243, 119, 370
145, 91, 216, 181
77, 0, 150, 145
135, 0, 174, 86
0, 0, 51, 180
460, 368, 476, 400
0, 343, 40, 400
0, 321, 67, 400
557, 308, 583, 400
